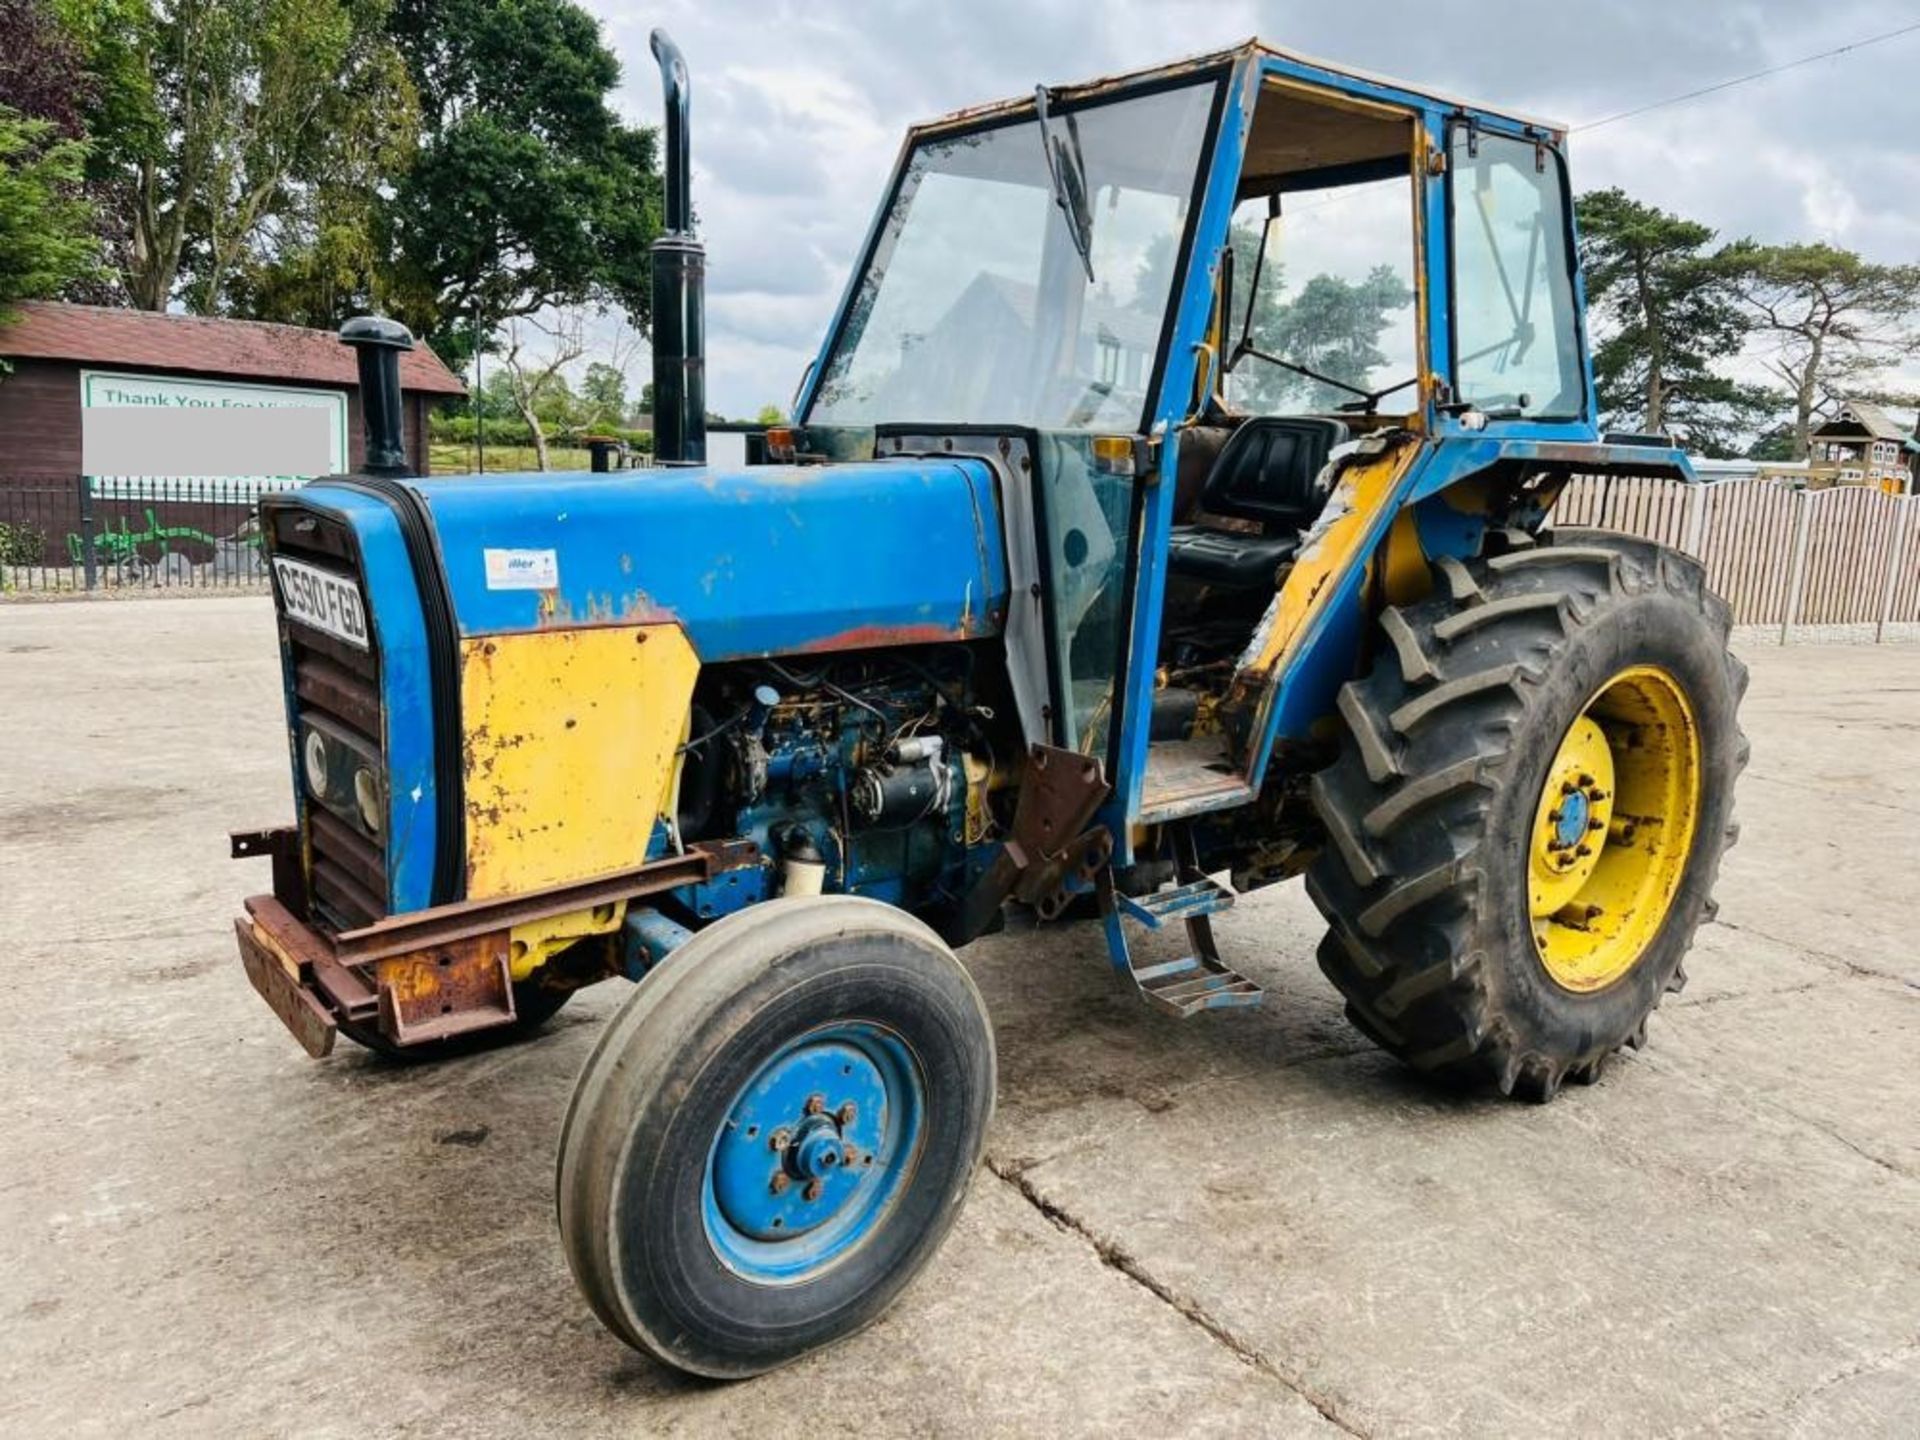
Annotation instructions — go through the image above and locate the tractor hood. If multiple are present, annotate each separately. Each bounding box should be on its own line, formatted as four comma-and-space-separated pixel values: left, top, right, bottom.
366, 459, 1009, 660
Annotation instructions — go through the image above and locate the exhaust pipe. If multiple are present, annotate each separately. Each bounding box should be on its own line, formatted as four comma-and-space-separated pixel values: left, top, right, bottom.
649, 29, 706, 466
339, 316, 415, 477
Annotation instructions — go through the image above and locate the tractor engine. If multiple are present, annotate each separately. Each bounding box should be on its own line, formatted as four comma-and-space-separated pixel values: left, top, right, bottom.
673, 648, 1001, 925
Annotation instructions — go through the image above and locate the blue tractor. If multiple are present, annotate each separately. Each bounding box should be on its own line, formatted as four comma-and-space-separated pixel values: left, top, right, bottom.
232, 34, 1747, 1377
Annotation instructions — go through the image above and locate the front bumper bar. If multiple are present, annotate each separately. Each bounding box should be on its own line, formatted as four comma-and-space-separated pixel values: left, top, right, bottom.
231, 827, 746, 1057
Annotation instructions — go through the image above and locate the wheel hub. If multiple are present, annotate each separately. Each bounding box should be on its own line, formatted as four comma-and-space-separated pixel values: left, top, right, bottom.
1530, 716, 1616, 911
1528, 666, 1702, 993
703, 1021, 926, 1285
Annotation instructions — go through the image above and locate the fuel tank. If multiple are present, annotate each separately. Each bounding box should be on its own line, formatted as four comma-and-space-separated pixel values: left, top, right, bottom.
398, 458, 1009, 656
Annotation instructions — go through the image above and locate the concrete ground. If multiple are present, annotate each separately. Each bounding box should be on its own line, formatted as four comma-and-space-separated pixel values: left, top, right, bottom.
2, 597, 1916, 1439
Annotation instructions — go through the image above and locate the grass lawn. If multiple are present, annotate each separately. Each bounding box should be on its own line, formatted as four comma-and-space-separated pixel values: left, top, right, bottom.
428, 441, 604, 475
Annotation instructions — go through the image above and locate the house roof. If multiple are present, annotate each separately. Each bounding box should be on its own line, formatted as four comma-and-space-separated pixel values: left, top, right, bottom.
0, 301, 467, 395
1816, 400, 1909, 442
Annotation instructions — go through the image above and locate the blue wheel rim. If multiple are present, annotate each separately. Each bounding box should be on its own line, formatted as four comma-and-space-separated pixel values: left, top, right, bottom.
703, 1021, 926, 1284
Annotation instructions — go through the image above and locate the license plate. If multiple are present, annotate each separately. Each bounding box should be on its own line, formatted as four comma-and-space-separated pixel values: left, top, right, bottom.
273, 555, 370, 651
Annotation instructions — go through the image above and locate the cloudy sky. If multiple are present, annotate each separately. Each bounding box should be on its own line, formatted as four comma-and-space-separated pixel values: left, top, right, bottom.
584, 0, 1920, 419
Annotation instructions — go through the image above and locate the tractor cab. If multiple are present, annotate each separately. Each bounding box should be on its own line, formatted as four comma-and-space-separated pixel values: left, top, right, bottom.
793, 41, 1597, 852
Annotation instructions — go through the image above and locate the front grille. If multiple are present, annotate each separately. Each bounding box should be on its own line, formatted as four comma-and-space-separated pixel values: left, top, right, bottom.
270, 506, 387, 932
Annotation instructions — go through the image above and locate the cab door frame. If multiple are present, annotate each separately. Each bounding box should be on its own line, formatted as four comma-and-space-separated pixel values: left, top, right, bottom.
1105, 53, 1450, 858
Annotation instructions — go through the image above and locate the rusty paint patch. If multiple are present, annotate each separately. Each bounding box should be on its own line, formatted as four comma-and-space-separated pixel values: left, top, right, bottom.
376, 934, 517, 1044
788, 620, 971, 656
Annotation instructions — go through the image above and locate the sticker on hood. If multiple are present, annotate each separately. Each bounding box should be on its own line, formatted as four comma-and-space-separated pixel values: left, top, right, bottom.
484, 548, 560, 590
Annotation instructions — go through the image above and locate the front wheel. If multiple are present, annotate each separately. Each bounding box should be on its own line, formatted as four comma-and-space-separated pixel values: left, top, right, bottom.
556, 896, 995, 1378
1307, 530, 1748, 1100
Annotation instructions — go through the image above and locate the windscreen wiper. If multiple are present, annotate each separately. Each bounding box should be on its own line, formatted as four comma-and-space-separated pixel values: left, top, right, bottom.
1034, 85, 1095, 283
1232, 341, 1374, 403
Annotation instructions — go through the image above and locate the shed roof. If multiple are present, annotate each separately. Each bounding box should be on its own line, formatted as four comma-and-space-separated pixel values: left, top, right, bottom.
1816, 400, 1909, 442
0, 301, 467, 395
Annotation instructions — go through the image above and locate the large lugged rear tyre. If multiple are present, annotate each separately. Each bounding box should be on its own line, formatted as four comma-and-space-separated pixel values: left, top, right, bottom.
556, 896, 995, 1378
1307, 529, 1748, 1101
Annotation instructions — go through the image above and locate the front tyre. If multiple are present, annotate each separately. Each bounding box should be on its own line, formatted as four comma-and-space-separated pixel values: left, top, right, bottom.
556, 897, 995, 1378
1307, 531, 1748, 1100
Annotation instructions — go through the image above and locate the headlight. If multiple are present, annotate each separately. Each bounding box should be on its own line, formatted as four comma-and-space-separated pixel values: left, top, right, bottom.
304, 730, 331, 799
354, 767, 385, 835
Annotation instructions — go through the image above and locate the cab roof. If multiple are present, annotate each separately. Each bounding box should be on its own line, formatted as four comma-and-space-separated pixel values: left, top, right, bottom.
912, 38, 1566, 142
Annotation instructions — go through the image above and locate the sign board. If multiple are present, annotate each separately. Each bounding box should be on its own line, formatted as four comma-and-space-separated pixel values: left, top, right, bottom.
80, 370, 349, 496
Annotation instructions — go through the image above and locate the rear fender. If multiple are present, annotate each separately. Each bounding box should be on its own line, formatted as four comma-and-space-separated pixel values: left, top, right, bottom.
1234, 437, 1523, 773
1237, 435, 1694, 772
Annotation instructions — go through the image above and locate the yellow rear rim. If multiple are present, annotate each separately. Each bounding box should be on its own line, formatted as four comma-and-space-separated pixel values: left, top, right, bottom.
1528, 665, 1701, 993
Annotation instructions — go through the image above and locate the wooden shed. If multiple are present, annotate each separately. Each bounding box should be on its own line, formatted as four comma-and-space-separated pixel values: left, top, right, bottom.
0, 301, 465, 480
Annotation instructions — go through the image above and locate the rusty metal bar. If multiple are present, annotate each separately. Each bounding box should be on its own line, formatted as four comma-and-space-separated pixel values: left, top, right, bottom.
328, 848, 718, 964
231, 825, 310, 919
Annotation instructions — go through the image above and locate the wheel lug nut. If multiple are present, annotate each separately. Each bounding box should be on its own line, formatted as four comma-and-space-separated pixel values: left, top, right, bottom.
803, 1180, 823, 1202
770, 1172, 790, 1195
837, 1101, 857, 1125
1589, 788, 1609, 802
1575, 844, 1592, 857
1561, 781, 1578, 796
804, 1094, 825, 1116
1577, 773, 1595, 788
1586, 904, 1605, 919
1548, 808, 1564, 824
768, 1128, 790, 1152
1587, 818, 1605, 831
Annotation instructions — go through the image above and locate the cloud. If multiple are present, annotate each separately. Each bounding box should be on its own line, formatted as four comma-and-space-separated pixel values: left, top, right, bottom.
581, 0, 1920, 419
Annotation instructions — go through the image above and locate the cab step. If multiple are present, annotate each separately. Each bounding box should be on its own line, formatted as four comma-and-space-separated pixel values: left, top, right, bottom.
1100, 874, 1264, 1018
1116, 876, 1236, 928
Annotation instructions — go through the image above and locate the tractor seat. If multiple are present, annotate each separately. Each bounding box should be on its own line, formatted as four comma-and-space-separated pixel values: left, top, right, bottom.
1168, 416, 1348, 589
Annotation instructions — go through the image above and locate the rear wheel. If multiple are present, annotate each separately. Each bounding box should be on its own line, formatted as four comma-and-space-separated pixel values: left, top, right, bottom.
556, 896, 995, 1377
1307, 530, 1748, 1100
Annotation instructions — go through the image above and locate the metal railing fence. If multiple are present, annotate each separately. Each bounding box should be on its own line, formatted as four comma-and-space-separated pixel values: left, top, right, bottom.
0, 476, 305, 594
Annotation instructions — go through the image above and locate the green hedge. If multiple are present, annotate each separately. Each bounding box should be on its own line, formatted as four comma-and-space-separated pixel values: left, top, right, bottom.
430, 415, 653, 451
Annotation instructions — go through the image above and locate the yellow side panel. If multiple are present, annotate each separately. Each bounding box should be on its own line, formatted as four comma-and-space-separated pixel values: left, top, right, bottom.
1240, 437, 1421, 681
461, 624, 699, 900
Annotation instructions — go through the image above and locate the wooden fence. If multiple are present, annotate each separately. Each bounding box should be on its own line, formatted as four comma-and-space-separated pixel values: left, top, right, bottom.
1553, 475, 1920, 640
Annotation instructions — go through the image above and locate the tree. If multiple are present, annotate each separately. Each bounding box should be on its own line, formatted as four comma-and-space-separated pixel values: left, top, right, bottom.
754, 404, 785, 426
496, 309, 594, 470
579, 363, 628, 428
0, 111, 97, 322
1259, 267, 1414, 412
59, 0, 416, 313
1135, 220, 1289, 412
1575, 188, 1777, 456
0, 0, 95, 138
216, 12, 420, 328
1727, 242, 1920, 459
46, 0, 158, 302
384, 0, 663, 362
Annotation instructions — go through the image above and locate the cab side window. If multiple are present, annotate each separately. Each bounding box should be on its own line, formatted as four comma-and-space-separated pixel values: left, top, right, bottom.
1449, 130, 1583, 419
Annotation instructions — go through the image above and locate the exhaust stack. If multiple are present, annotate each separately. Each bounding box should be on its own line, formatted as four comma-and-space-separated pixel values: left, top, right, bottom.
339, 316, 415, 477
649, 29, 706, 466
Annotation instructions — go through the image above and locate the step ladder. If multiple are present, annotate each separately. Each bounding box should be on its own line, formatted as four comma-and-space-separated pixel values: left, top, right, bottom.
1099, 872, 1264, 1018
